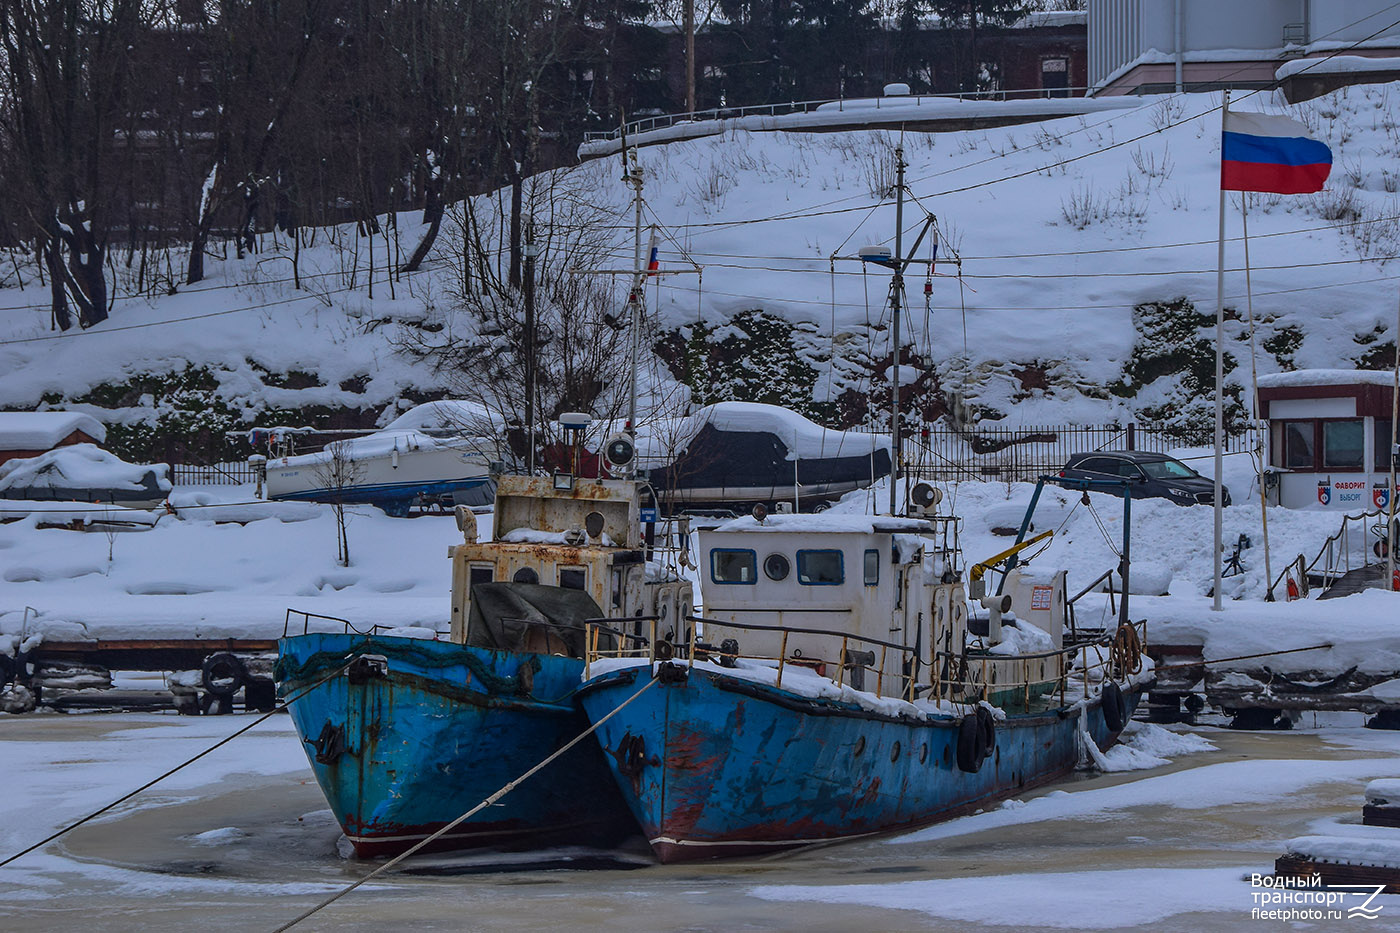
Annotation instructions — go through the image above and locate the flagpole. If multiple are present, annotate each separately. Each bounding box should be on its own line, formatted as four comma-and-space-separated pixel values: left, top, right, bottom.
1389, 287, 1398, 593
1241, 194, 1273, 598
1213, 90, 1230, 613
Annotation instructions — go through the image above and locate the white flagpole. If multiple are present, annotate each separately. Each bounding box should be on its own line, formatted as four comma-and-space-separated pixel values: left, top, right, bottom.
1213, 90, 1231, 612
1389, 288, 1398, 593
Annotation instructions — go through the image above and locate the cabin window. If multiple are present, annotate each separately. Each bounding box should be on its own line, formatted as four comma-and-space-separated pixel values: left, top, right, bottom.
763, 553, 791, 581
863, 549, 879, 586
559, 567, 587, 590
513, 567, 539, 584
1323, 420, 1365, 470
797, 549, 844, 585
1377, 420, 1395, 471
469, 564, 494, 588
711, 548, 757, 584
1281, 421, 1314, 469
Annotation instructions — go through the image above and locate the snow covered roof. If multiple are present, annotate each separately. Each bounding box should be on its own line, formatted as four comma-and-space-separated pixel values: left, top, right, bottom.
1276, 55, 1400, 81
710, 513, 931, 534
0, 411, 106, 449
1256, 369, 1397, 389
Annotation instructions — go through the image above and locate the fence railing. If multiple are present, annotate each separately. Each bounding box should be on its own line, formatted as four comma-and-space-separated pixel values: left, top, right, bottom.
171, 461, 258, 486
898, 423, 1261, 484
581, 85, 1094, 143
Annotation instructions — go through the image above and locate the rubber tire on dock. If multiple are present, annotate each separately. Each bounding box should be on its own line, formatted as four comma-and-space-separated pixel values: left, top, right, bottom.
202, 652, 246, 698
1101, 682, 1128, 732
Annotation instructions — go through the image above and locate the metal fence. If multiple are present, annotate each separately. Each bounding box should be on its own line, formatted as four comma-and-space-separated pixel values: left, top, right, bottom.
581, 85, 1096, 143
170, 461, 258, 486
902, 423, 1261, 484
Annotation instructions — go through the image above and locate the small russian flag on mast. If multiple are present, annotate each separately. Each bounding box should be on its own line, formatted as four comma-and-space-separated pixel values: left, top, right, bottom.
1221, 110, 1332, 194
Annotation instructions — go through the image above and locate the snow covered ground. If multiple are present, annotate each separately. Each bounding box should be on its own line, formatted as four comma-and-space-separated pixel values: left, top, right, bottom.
0, 465, 1387, 664
2, 82, 1399, 439
1, 712, 1398, 931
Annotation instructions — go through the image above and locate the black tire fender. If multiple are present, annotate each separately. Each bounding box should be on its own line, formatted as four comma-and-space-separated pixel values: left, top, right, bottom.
1102, 681, 1128, 732
956, 714, 983, 773
975, 705, 996, 756
202, 652, 246, 698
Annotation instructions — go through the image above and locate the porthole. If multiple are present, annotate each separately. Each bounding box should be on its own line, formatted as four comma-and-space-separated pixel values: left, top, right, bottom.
513, 567, 539, 584
853, 736, 866, 757
919, 743, 929, 764
890, 741, 902, 763
764, 553, 791, 581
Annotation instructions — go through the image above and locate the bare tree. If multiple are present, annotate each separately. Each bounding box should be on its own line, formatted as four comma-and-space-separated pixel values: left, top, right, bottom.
395, 169, 635, 465
314, 441, 362, 567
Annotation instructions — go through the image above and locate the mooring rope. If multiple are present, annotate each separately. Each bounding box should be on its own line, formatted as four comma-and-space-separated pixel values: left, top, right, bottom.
0, 658, 356, 868
272, 671, 663, 933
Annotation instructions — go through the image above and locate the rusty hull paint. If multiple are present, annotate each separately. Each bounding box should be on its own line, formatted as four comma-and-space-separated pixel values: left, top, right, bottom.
579, 666, 1144, 863
279, 633, 636, 857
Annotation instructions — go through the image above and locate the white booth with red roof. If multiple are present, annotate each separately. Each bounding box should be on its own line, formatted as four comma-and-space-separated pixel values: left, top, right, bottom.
1257, 369, 1397, 510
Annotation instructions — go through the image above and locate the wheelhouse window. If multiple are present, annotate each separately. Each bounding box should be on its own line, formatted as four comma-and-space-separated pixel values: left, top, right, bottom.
1323, 420, 1365, 470
558, 567, 587, 590
710, 548, 757, 584
469, 564, 494, 588
797, 549, 844, 585
1282, 421, 1314, 469
863, 549, 879, 586
1377, 420, 1396, 471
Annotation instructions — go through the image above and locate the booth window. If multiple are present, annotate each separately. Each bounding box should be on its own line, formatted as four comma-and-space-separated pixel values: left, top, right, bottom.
797, 549, 844, 585
1282, 421, 1314, 469
1323, 420, 1365, 470
1378, 420, 1395, 471
711, 548, 757, 584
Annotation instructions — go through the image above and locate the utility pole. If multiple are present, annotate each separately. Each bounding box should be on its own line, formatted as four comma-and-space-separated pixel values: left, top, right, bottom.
685, 0, 696, 115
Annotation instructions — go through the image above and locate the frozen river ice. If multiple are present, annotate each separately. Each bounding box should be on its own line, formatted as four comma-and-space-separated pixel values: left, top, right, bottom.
3, 711, 1400, 932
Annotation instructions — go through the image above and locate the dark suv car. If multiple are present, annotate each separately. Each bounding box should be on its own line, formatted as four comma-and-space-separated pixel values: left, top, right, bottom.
1059, 451, 1230, 506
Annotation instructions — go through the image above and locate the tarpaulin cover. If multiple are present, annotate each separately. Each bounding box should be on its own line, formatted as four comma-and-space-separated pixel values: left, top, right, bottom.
466, 582, 610, 658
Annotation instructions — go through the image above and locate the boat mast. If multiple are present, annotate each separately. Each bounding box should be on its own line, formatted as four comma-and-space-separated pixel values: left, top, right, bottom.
890, 146, 906, 516
625, 149, 645, 437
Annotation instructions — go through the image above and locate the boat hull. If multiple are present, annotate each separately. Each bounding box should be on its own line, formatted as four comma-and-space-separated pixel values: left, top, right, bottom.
578, 664, 1144, 863
277, 633, 635, 857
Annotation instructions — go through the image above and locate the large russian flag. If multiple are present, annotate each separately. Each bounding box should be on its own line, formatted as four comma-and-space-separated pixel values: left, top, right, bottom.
1221, 111, 1332, 194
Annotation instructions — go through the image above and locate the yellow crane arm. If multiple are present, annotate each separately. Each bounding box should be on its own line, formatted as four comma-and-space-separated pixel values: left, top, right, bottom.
970, 529, 1055, 582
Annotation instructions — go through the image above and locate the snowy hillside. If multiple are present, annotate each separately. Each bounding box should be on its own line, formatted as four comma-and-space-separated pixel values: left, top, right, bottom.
2, 83, 1399, 450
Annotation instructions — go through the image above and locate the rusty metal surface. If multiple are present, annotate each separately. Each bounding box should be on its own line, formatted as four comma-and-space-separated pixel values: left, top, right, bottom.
278, 632, 637, 857
579, 665, 1144, 863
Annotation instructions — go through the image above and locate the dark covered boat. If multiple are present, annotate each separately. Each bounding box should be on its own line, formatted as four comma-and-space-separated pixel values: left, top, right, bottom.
635, 402, 890, 510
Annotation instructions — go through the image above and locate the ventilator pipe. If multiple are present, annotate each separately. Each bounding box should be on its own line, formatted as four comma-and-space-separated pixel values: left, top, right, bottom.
979, 593, 1013, 644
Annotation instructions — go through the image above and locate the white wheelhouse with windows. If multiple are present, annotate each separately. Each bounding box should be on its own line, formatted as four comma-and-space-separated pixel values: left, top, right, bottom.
698, 513, 934, 674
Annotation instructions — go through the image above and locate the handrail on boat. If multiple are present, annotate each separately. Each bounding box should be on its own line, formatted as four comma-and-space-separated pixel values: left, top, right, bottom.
283, 608, 392, 638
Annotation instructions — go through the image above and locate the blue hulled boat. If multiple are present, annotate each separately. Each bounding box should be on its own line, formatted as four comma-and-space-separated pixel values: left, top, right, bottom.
277, 631, 633, 856
577, 482, 1153, 863
276, 463, 694, 858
